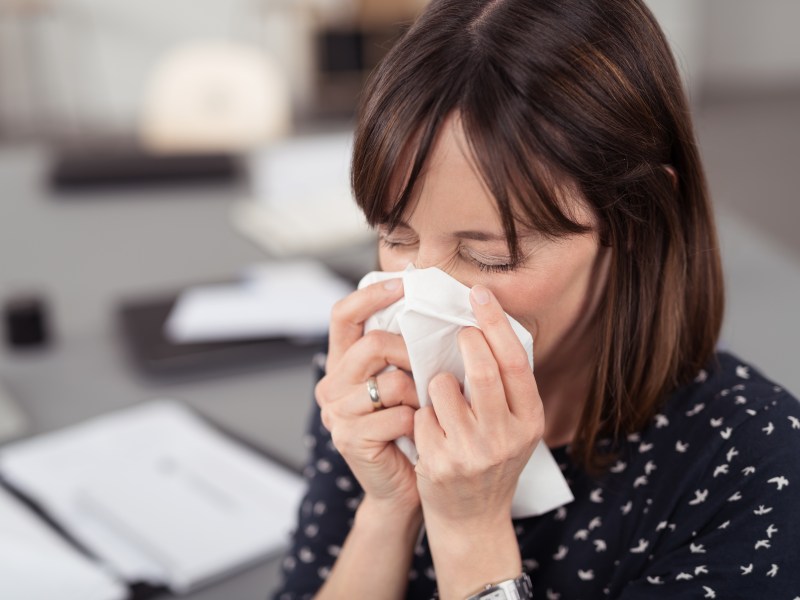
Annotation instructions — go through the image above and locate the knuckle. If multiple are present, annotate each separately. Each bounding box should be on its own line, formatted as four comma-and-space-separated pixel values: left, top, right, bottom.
314, 379, 329, 406
360, 329, 386, 354
329, 297, 349, 323
503, 354, 532, 377
470, 363, 501, 389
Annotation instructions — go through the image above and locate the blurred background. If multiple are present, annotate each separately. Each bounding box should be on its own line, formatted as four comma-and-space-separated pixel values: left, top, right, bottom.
0, 1, 798, 598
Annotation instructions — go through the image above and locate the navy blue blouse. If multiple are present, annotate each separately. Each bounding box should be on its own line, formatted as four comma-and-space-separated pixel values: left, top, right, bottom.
274, 353, 800, 599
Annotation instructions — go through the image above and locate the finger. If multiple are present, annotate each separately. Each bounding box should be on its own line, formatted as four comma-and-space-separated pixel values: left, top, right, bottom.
340, 330, 412, 380
469, 285, 539, 417
332, 405, 416, 458
427, 372, 474, 437
413, 405, 444, 458
344, 369, 420, 416
457, 327, 508, 426
328, 278, 404, 365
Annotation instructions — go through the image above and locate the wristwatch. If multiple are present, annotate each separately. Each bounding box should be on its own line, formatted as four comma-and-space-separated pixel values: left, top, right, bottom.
465, 573, 533, 600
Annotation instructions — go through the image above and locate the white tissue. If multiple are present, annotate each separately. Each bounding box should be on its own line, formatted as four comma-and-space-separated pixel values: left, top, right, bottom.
358, 266, 573, 518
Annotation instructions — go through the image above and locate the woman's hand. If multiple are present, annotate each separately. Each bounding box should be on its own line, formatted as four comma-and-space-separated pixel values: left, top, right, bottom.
413, 284, 544, 598
315, 278, 421, 512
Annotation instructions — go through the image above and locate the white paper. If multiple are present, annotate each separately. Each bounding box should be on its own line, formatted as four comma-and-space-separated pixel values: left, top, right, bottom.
231, 131, 374, 255
359, 266, 574, 518
0, 400, 306, 593
0, 485, 126, 600
165, 259, 354, 343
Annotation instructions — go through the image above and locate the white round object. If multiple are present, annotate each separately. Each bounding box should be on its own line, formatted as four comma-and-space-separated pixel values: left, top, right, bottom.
139, 41, 292, 153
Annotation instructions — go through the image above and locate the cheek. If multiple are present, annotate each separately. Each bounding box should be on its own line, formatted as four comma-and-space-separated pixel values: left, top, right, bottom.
378, 246, 412, 272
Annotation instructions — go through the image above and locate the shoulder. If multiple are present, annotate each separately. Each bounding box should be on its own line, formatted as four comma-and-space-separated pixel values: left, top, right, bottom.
653, 351, 799, 456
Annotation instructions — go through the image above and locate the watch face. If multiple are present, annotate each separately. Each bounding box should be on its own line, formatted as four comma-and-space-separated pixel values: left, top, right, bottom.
485, 591, 507, 600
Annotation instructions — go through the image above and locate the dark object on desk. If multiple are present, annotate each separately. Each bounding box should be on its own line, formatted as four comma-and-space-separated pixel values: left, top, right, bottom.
48, 144, 242, 191
118, 295, 323, 380
3, 294, 50, 349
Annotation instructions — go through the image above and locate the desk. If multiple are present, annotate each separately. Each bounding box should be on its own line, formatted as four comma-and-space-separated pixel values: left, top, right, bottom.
0, 144, 372, 599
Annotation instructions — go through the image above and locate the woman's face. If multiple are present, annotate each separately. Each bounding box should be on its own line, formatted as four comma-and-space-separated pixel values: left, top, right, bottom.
378, 116, 610, 376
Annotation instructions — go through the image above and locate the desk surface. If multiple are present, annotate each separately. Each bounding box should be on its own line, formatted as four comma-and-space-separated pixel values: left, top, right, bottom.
2, 141, 799, 600
0, 144, 373, 599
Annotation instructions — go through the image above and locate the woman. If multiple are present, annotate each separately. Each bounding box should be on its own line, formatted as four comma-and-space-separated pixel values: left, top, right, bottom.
275, 0, 800, 598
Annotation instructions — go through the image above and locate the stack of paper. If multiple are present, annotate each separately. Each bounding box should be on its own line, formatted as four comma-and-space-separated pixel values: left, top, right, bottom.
0, 485, 126, 600
0, 400, 306, 594
165, 259, 354, 343
231, 131, 375, 255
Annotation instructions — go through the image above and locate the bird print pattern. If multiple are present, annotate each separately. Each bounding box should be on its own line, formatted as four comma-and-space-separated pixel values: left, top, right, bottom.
273, 352, 800, 599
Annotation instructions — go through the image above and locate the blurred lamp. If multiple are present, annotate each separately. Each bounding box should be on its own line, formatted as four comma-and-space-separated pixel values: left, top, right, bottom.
138, 41, 291, 154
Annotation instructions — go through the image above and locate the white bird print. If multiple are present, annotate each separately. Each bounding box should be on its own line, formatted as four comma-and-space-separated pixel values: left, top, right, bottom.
754, 505, 773, 515
740, 563, 753, 575
546, 589, 560, 600
647, 575, 664, 585
610, 460, 627, 473
709, 417, 724, 428
656, 521, 669, 531
789, 416, 800, 429
695, 565, 709, 575
621, 500, 633, 515
689, 489, 709, 505
746, 408, 757, 416
726, 447, 739, 462
728, 491, 742, 502
767, 564, 779, 578
590, 488, 604, 503
577, 569, 594, 581
742, 466, 756, 476
713, 464, 729, 477
690, 542, 706, 554
630, 539, 649, 553
553, 545, 569, 560
763, 422, 775, 435
735, 395, 747, 405
766, 524, 778, 538
686, 403, 705, 416
718, 520, 730, 529
639, 441, 654, 453
768, 476, 789, 490
736, 365, 750, 379
645, 460, 657, 475
675, 440, 689, 453
627, 432, 641, 442
634, 475, 649, 488
676, 572, 693, 581
523, 559, 539, 571
588, 516, 602, 530
594, 539, 607, 552
754, 539, 771, 550
720, 427, 733, 440
574, 529, 589, 540
703, 585, 716, 598
695, 369, 708, 382
555, 506, 568, 521
654, 414, 669, 428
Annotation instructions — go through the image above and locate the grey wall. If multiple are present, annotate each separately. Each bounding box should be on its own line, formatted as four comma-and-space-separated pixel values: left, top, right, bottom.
2, 0, 800, 138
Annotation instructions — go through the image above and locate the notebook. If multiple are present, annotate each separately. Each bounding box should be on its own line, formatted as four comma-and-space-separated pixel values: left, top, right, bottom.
0, 400, 306, 594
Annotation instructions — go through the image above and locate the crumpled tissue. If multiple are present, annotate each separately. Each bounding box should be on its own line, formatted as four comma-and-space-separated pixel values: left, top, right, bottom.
358, 266, 573, 518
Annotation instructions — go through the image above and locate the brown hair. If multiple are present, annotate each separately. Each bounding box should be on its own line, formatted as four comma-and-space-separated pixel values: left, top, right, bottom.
351, 0, 724, 471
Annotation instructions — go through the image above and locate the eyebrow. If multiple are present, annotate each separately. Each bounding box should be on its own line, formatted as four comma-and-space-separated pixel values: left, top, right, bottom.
386, 220, 507, 242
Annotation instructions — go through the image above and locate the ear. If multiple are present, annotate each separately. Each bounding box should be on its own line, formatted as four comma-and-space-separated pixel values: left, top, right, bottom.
662, 164, 677, 190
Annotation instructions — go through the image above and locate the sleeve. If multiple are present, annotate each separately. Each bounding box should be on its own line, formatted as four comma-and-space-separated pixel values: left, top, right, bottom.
271, 383, 364, 600
615, 391, 800, 599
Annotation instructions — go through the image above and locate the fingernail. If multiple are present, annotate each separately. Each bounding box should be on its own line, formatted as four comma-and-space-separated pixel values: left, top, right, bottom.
383, 278, 402, 291
471, 285, 490, 305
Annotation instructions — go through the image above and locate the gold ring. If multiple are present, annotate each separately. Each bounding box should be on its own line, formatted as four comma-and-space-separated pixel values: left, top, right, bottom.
366, 376, 383, 411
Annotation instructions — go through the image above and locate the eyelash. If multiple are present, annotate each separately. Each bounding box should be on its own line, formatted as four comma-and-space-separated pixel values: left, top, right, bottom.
379, 237, 517, 273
